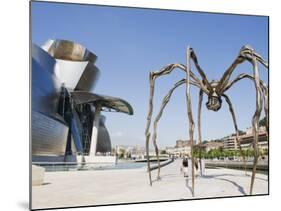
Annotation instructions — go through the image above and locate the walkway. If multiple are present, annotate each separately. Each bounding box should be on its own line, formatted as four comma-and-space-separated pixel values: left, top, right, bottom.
32, 160, 268, 209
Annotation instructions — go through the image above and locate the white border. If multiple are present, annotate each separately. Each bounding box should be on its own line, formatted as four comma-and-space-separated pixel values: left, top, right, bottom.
1, 0, 280, 211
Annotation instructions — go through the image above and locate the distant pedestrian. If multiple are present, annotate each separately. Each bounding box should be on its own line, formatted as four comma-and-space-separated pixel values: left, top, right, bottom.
181, 157, 189, 177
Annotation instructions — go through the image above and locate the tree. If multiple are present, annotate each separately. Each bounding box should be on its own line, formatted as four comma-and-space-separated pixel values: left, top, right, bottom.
263, 148, 268, 155
118, 148, 126, 159
160, 150, 167, 155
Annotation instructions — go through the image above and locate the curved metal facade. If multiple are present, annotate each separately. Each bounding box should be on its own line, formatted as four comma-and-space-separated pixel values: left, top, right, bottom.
43, 39, 100, 92
31, 39, 133, 163
97, 116, 112, 153
42, 39, 97, 63
32, 44, 61, 115
32, 111, 68, 156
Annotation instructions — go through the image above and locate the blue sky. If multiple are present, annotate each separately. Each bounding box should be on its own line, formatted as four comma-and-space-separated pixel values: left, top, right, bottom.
31, 2, 268, 148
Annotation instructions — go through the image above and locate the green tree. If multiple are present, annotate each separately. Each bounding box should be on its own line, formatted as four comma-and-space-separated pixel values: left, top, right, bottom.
118, 148, 126, 159
160, 150, 167, 155
262, 148, 268, 155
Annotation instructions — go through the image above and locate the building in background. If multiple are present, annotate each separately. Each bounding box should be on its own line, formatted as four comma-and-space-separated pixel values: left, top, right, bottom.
166, 139, 192, 157
166, 125, 268, 157
32, 39, 133, 163
221, 126, 268, 151
240, 126, 268, 152
203, 141, 224, 152
116, 145, 156, 160
222, 135, 237, 151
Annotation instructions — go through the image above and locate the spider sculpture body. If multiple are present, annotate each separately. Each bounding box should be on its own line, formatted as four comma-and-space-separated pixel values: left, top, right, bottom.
145, 45, 268, 196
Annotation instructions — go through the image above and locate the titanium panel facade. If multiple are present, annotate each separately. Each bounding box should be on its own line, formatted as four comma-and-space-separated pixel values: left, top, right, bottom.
42, 39, 97, 63
32, 111, 69, 156
32, 39, 133, 163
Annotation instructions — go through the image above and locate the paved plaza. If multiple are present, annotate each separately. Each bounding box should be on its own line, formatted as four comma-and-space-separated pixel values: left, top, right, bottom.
32, 160, 268, 209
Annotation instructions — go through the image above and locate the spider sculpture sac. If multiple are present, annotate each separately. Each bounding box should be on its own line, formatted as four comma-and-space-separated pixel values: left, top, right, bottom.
145, 45, 268, 196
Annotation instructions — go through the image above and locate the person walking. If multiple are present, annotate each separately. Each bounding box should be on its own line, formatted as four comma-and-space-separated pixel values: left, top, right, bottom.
182, 157, 189, 177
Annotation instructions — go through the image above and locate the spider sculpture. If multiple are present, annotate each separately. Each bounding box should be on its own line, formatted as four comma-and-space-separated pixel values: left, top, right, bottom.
145, 45, 268, 196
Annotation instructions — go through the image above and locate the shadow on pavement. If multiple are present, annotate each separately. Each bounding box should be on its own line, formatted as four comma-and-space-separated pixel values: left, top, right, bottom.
185, 178, 193, 196
17, 201, 29, 210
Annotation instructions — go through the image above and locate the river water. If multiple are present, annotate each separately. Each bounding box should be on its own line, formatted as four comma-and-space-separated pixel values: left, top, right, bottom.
38, 161, 150, 172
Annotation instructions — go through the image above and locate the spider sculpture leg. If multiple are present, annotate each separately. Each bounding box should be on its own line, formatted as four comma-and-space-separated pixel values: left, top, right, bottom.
217, 45, 268, 94
145, 72, 154, 186
261, 85, 269, 136
189, 48, 213, 91
152, 79, 203, 180
186, 47, 196, 196
145, 65, 187, 186
145, 64, 207, 186
261, 84, 269, 136
216, 46, 268, 194
223, 73, 268, 136
197, 89, 204, 176
152, 79, 186, 180
223, 73, 269, 188
250, 57, 264, 195
222, 94, 247, 175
